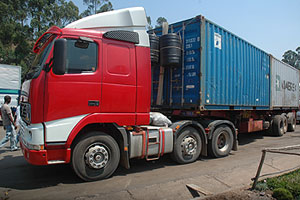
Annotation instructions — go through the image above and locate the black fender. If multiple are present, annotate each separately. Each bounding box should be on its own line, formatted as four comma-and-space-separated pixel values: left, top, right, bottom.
205, 120, 238, 151
170, 120, 208, 156
114, 124, 130, 169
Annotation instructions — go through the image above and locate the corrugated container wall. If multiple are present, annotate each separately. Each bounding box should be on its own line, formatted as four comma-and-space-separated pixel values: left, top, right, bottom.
270, 56, 299, 109
0, 64, 21, 107
151, 16, 270, 111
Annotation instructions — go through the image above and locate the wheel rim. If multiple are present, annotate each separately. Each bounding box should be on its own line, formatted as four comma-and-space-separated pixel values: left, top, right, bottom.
283, 118, 288, 133
279, 120, 284, 135
217, 131, 230, 152
85, 143, 109, 169
181, 136, 197, 156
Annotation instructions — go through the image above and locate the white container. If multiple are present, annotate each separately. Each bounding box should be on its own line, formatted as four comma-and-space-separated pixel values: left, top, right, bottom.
0, 64, 21, 108
270, 56, 299, 109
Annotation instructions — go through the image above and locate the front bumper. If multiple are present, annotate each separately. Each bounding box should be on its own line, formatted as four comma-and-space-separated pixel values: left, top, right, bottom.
19, 120, 71, 165
20, 140, 71, 165
20, 140, 48, 165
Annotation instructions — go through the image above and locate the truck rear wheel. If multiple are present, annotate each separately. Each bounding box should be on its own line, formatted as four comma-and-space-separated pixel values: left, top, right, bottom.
208, 125, 233, 158
287, 114, 296, 132
172, 127, 202, 164
272, 115, 284, 136
71, 132, 120, 181
281, 114, 288, 133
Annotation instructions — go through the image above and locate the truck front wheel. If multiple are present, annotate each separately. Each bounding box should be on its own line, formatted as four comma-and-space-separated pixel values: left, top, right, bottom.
71, 132, 120, 181
208, 125, 233, 158
172, 127, 202, 164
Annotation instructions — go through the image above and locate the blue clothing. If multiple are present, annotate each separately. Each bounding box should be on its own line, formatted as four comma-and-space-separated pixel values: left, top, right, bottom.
0, 125, 17, 150
16, 130, 20, 144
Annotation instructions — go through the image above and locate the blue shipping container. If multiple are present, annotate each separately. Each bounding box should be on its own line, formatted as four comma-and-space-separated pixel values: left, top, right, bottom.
151, 16, 270, 110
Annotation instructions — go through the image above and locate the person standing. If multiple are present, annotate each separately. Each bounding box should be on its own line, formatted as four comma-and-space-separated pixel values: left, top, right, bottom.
0, 95, 18, 151
14, 103, 21, 145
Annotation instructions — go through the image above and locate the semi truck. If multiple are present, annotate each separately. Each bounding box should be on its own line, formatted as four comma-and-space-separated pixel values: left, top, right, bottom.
19, 7, 299, 181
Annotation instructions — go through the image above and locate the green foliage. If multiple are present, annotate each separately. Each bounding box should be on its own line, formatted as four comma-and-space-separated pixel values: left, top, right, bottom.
0, 0, 113, 79
272, 188, 293, 200
97, 2, 113, 13
146, 16, 153, 30
82, 0, 113, 17
52, 0, 79, 28
282, 46, 300, 69
0, 0, 34, 74
257, 169, 300, 199
0, 0, 81, 79
267, 170, 300, 198
254, 182, 268, 191
155, 17, 167, 28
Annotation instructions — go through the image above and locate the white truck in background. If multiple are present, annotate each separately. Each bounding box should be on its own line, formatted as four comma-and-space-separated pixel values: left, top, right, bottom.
0, 64, 21, 124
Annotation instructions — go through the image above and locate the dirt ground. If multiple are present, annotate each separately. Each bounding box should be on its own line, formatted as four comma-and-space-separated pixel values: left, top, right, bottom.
1, 126, 300, 200
202, 188, 274, 200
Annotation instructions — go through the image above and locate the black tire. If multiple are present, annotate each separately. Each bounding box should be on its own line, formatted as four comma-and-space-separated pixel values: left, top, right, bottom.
272, 115, 284, 136
287, 114, 296, 132
265, 120, 273, 135
281, 114, 288, 134
71, 132, 120, 181
172, 127, 202, 164
208, 125, 233, 158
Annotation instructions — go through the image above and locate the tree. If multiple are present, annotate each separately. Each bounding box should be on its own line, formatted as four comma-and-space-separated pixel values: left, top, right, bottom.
52, 0, 79, 28
282, 47, 300, 69
146, 16, 153, 30
28, 0, 80, 38
0, 0, 80, 79
0, 0, 33, 68
28, 0, 56, 39
296, 47, 300, 54
98, 1, 113, 13
155, 17, 167, 28
294, 49, 300, 70
82, 0, 113, 17
79, 10, 91, 18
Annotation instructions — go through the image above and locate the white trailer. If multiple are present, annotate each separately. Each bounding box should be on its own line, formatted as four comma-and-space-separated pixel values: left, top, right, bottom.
270, 56, 299, 109
0, 64, 21, 121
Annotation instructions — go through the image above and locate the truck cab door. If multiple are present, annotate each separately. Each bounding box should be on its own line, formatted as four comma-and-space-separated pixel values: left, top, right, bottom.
45, 37, 101, 122
100, 39, 137, 125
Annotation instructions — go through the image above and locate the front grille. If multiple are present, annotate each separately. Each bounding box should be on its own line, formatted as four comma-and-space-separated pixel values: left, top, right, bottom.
20, 102, 31, 124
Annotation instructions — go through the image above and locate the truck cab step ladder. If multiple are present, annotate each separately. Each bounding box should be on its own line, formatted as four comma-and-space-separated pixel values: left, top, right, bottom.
145, 129, 164, 161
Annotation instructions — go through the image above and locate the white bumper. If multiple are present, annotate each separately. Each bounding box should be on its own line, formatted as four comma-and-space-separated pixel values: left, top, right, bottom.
20, 119, 44, 150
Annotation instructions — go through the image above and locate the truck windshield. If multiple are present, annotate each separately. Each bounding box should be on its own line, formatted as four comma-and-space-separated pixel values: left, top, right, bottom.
26, 35, 56, 79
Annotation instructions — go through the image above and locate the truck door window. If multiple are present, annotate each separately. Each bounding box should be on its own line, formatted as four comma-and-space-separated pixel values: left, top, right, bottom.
65, 39, 98, 74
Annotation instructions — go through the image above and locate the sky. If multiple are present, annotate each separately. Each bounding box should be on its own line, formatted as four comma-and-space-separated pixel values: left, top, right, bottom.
71, 0, 300, 59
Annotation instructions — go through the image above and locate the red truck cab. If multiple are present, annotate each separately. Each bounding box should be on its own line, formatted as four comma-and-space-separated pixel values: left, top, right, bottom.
19, 7, 154, 179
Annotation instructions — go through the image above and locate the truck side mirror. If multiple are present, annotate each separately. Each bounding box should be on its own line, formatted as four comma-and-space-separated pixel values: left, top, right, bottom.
53, 39, 67, 75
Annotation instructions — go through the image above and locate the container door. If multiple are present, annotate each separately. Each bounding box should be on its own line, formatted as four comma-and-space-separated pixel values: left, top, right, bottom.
271, 57, 299, 108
